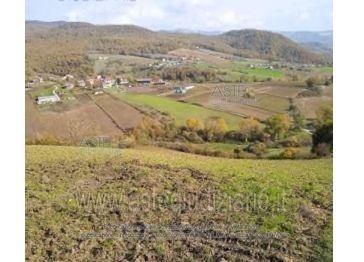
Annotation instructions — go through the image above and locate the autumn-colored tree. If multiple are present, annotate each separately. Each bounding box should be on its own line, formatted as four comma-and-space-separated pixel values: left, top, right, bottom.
205, 117, 228, 134
185, 118, 203, 132
239, 117, 261, 142
204, 117, 228, 141
316, 104, 333, 127
265, 114, 291, 140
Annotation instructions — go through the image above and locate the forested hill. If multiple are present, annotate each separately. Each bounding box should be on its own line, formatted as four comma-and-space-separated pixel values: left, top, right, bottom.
220, 29, 331, 64
25, 21, 332, 77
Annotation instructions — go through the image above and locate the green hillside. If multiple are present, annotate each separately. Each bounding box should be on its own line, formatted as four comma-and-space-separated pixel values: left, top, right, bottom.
26, 145, 332, 261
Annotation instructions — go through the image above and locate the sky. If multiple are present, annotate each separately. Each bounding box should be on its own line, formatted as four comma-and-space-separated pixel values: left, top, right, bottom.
26, 0, 332, 32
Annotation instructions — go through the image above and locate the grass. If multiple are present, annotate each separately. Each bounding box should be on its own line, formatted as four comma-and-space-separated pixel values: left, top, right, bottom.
29, 86, 55, 98
194, 61, 284, 82
26, 145, 332, 260
316, 66, 333, 74
230, 62, 284, 79
108, 90, 243, 129
200, 142, 239, 151
255, 93, 290, 112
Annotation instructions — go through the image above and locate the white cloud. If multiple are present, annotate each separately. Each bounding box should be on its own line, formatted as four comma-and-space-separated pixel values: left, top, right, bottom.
299, 11, 310, 21
42, 0, 332, 31
66, 10, 85, 22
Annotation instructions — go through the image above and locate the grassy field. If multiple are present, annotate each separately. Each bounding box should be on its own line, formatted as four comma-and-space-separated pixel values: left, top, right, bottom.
255, 93, 290, 112
194, 61, 284, 82
231, 64, 284, 79
26, 145, 332, 261
316, 66, 333, 74
108, 90, 243, 129
29, 86, 55, 98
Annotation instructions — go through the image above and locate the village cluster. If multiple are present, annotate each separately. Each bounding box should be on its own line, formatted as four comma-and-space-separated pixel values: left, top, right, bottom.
26, 73, 196, 105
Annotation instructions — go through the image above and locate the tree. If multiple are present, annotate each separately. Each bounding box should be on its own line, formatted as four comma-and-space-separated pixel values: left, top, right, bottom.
312, 120, 333, 156
305, 76, 319, 88
292, 110, 305, 130
265, 114, 291, 140
238, 118, 261, 142
316, 104, 333, 127
185, 118, 203, 132
244, 142, 267, 157
204, 117, 228, 141
311, 104, 333, 156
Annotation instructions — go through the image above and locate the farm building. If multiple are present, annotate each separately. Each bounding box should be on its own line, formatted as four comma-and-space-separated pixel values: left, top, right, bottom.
77, 80, 86, 87
152, 78, 166, 86
102, 78, 115, 89
63, 83, 74, 89
175, 87, 187, 94
136, 78, 152, 85
36, 95, 60, 105
116, 77, 129, 85
26, 77, 43, 88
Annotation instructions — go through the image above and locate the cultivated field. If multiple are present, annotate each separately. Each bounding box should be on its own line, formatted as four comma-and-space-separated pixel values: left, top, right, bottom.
296, 97, 333, 119
26, 145, 333, 261
173, 83, 302, 120
168, 48, 230, 64
108, 90, 243, 129
25, 93, 143, 140
94, 95, 143, 130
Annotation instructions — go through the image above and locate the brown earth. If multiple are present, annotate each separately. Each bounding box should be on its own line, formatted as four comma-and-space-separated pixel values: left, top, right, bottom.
94, 95, 143, 130
26, 93, 143, 140
296, 96, 333, 119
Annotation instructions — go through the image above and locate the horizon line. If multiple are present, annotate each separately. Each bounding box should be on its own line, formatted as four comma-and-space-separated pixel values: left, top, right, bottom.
25, 20, 333, 33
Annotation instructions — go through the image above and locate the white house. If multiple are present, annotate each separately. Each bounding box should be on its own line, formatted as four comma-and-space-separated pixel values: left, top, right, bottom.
102, 78, 114, 88
37, 95, 60, 105
62, 74, 74, 81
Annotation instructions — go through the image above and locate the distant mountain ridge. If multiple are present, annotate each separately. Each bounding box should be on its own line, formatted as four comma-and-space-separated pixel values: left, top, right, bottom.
279, 31, 333, 54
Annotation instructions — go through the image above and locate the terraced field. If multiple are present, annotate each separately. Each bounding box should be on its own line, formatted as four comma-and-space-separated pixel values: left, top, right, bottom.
26, 145, 332, 261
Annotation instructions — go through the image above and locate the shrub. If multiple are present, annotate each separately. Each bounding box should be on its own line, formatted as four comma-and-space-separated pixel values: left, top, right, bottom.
279, 136, 299, 147
26, 133, 63, 146
233, 147, 241, 155
244, 142, 267, 157
181, 130, 204, 143
312, 143, 331, 157
185, 118, 203, 132
280, 147, 299, 159
115, 135, 136, 149
295, 132, 313, 147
